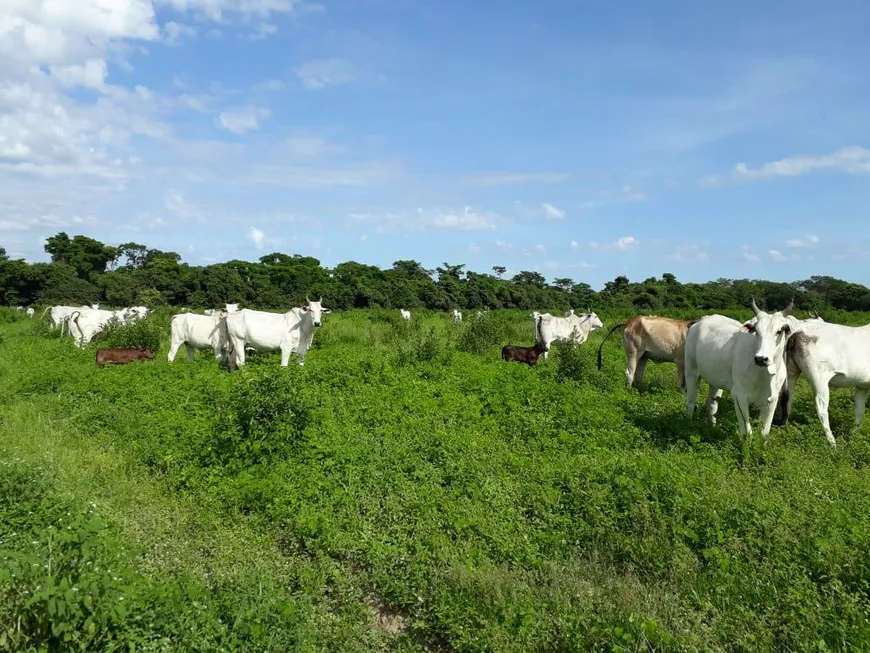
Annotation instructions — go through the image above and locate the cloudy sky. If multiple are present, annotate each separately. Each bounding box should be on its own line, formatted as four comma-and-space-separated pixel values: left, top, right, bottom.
1, 0, 869, 289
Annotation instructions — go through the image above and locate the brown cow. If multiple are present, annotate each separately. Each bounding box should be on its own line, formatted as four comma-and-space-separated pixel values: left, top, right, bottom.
596, 315, 698, 391
501, 340, 549, 367
96, 347, 155, 368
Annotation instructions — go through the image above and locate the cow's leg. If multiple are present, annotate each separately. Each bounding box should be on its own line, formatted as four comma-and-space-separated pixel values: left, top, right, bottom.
185, 344, 195, 362
675, 354, 687, 394
776, 366, 800, 426
759, 396, 779, 442
732, 393, 752, 436
280, 345, 291, 367
634, 356, 649, 390
684, 371, 700, 420
624, 347, 639, 389
229, 338, 245, 370
167, 339, 180, 362
296, 338, 310, 366
706, 387, 723, 425
803, 368, 836, 446
855, 388, 869, 428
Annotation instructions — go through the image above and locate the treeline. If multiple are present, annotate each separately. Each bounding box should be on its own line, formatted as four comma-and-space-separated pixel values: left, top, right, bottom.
2, 232, 870, 313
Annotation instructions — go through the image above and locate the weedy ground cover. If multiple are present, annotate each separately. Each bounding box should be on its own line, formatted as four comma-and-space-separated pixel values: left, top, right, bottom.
2, 307, 870, 651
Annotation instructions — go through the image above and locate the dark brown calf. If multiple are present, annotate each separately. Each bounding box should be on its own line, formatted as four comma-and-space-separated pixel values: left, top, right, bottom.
96, 347, 155, 367
501, 340, 549, 367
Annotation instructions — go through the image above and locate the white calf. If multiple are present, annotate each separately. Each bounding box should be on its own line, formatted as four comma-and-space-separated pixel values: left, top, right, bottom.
400, 309, 411, 321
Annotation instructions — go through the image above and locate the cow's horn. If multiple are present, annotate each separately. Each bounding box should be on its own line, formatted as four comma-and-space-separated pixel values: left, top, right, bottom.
782, 297, 794, 317
750, 297, 760, 315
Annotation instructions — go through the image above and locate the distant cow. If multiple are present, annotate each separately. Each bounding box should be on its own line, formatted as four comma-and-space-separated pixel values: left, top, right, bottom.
96, 347, 155, 367
536, 311, 604, 359
400, 309, 411, 321
597, 315, 699, 391
452, 309, 462, 323
25, 307, 34, 318
501, 340, 549, 367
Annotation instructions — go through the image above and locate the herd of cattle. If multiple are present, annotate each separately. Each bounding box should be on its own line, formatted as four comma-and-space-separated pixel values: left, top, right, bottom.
20, 298, 870, 447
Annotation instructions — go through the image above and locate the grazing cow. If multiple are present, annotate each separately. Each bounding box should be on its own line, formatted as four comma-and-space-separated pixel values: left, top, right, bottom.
167, 312, 230, 362
96, 347, 154, 367
400, 309, 411, 321
25, 307, 34, 318
596, 315, 699, 391
42, 305, 98, 330
226, 296, 331, 369
684, 299, 800, 439
452, 309, 462, 323
67, 307, 137, 347
15, 306, 23, 312
536, 311, 604, 359
777, 317, 870, 446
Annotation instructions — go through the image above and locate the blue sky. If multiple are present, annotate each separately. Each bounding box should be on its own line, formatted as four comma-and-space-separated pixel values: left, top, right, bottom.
1, 0, 869, 290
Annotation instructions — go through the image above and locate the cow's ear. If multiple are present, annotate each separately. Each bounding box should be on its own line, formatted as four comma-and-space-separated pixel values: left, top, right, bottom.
742, 323, 755, 333
321, 307, 332, 314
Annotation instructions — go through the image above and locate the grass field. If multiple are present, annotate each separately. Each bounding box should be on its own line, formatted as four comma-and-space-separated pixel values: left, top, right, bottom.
2, 306, 870, 651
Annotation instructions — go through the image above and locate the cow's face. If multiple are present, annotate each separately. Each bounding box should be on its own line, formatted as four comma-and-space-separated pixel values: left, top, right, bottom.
744, 299, 794, 372
300, 296, 331, 327
587, 312, 604, 330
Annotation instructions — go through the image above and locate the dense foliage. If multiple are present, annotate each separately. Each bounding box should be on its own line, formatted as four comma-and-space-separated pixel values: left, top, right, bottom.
3, 232, 870, 312
2, 307, 870, 650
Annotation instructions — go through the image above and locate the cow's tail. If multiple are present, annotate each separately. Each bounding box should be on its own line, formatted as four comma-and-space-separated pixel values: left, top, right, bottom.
40, 306, 51, 321
69, 311, 82, 344
596, 322, 627, 370
534, 315, 544, 343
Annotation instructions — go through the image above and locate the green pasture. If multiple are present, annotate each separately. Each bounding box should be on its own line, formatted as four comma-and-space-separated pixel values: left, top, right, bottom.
1, 306, 869, 651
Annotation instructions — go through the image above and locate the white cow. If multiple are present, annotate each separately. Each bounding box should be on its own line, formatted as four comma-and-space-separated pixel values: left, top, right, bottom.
204, 309, 215, 316
400, 309, 411, 321
15, 306, 23, 312
168, 312, 230, 362
225, 303, 239, 313
226, 297, 331, 369
67, 308, 129, 347
452, 309, 462, 323
25, 307, 34, 318
535, 311, 605, 359
684, 299, 800, 440
777, 317, 870, 446
42, 305, 90, 330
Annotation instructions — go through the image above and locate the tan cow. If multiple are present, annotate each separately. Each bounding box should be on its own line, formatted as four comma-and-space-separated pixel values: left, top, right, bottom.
596, 315, 698, 391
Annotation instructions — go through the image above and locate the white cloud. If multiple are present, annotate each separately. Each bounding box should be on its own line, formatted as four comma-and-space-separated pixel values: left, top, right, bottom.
541, 202, 565, 220
742, 250, 761, 263
534, 244, 545, 252
495, 239, 513, 251
702, 146, 870, 186
293, 58, 371, 90
217, 106, 271, 134
155, 0, 307, 23
467, 243, 481, 253
351, 206, 498, 233
669, 243, 708, 263
162, 21, 197, 45
286, 133, 335, 158
570, 240, 579, 250
615, 235, 639, 251
588, 241, 599, 250
165, 190, 204, 222
466, 172, 572, 186
785, 234, 819, 248
49, 59, 109, 90
769, 249, 787, 262
249, 226, 265, 249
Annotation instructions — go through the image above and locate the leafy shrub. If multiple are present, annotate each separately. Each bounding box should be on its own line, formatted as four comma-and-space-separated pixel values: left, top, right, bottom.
0, 462, 141, 651
93, 316, 163, 354
554, 342, 589, 383
394, 326, 443, 367
457, 312, 505, 355
205, 365, 311, 469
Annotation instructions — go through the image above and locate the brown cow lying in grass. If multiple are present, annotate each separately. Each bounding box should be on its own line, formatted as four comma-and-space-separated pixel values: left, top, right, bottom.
501, 340, 549, 367
96, 346, 155, 367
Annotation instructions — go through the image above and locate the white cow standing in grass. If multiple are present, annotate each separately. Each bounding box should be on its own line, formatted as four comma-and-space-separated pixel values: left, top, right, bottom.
226, 297, 331, 369
777, 316, 870, 447
66, 306, 151, 347
167, 311, 231, 362
683, 299, 800, 440
452, 309, 462, 323
25, 307, 34, 318
42, 304, 98, 330
400, 309, 411, 321
535, 311, 605, 359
